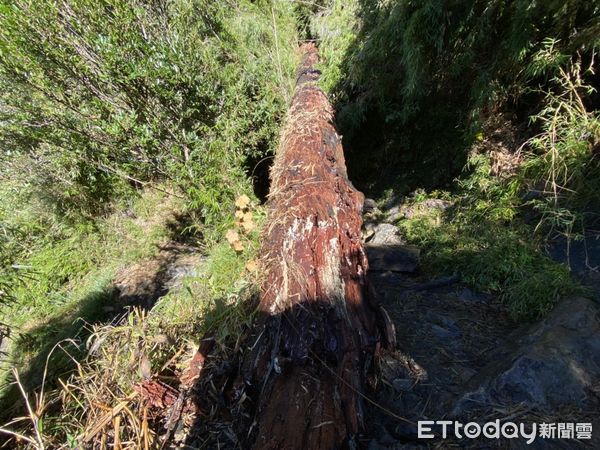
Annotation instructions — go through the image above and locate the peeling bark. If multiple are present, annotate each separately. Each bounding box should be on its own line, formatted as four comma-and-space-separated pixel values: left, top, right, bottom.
245, 43, 383, 450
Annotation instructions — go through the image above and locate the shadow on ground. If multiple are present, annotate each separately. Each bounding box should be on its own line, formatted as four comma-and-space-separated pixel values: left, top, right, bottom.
0, 217, 201, 430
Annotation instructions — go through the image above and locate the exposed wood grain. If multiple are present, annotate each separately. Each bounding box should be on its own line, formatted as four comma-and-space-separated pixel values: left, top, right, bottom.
245, 43, 384, 450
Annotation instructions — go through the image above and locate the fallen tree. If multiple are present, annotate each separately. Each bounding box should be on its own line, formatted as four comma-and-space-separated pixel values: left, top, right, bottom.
244, 43, 391, 449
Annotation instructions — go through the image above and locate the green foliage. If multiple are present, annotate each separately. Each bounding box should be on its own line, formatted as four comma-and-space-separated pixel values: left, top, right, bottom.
4, 204, 262, 445
458, 152, 522, 223
311, 0, 598, 321
0, 185, 51, 305
396, 56, 597, 321
0, 189, 180, 385
314, 0, 599, 194
310, 0, 359, 94
0, 224, 23, 305
0, 1, 297, 384
154, 239, 259, 343
0, 0, 297, 227
521, 58, 600, 237
460, 53, 600, 238
399, 199, 577, 321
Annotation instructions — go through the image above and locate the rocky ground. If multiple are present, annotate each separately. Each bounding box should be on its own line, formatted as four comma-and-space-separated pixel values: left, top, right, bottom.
111, 241, 200, 310
362, 200, 600, 449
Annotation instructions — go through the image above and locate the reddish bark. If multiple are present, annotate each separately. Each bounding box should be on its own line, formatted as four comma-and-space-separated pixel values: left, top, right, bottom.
180, 333, 215, 389
246, 43, 383, 449
134, 380, 178, 409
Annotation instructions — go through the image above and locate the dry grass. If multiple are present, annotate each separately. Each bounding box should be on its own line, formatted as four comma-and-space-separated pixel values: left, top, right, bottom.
0, 223, 261, 448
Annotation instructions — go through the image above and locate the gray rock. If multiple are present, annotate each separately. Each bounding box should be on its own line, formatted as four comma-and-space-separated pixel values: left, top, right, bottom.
380, 194, 407, 223
363, 198, 378, 214
422, 198, 452, 210
521, 189, 543, 202
402, 199, 452, 220
493, 355, 578, 405
363, 221, 377, 241
453, 297, 600, 414
368, 223, 404, 245
386, 205, 403, 223
163, 254, 202, 289
365, 244, 420, 273
546, 232, 600, 275
384, 194, 402, 211
164, 264, 197, 288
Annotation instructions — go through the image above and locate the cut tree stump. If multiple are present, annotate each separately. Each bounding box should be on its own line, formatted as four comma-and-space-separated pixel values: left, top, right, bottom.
244, 43, 389, 450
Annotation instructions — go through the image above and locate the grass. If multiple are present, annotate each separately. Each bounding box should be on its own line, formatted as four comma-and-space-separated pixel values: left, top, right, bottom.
0, 4, 596, 446
35, 235, 259, 447
397, 192, 579, 321
386, 56, 597, 322
0, 189, 183, 420
0, 188, 264, 447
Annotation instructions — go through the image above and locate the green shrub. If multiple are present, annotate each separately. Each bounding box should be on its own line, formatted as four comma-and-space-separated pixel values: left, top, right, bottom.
312, 1, 597, 321
399, 202, 576, 321
396, 55, 598, 320
0, 0, 298, 330
521, 56, 600, 237
313, 0, 599, 195
0, 0, 297, 228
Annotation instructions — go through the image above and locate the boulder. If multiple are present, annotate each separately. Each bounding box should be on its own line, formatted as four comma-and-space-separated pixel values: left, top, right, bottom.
363, 197, 378, 214
386, 204, 403, 223
453, 297, 600, 415
401, 199, 452, 220
365, 244, 420, 273
367, 223, 404, 245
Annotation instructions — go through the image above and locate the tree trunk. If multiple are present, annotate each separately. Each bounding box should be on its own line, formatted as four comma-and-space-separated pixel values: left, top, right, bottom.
245, 43, 385, 450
